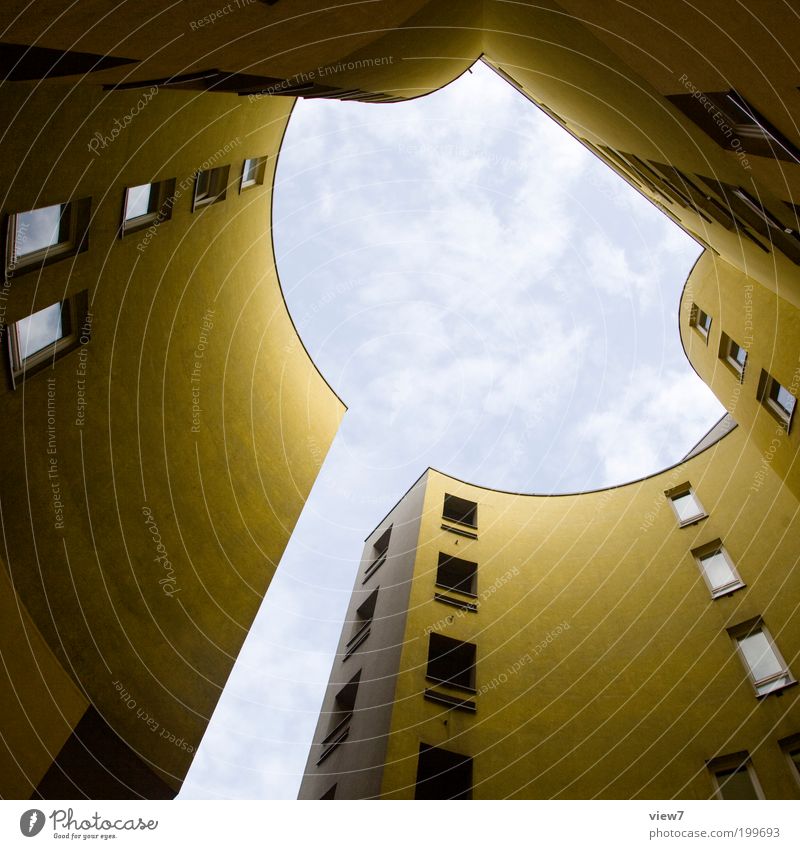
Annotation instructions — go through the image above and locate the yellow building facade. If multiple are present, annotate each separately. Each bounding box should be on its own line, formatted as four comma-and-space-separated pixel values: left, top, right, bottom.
1, 1, 799, 799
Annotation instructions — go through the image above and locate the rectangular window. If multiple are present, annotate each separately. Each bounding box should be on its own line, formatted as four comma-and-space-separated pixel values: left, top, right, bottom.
779, 734, 800, 789
691, 540, 745, 597
320, 784, 337, 800
240, 156, 267, 190
436, 553, 478, 597
192, 165, 230, 211
667, 484, 707, 527
758, 370, 797, 431
5, 198, 91, 274
426, 634, 476, 692
363, 525, 391, 583
708, 752, 763, 799
317, 671, 360, 765
667, 89, 800, 164
121, 179, 175, 235
414, 744, 472, 800
729, 618, 795, 697
344, 588, 378, 660
6, 290, 90, 387
719, 332, 747, 379
442, 494, 478, 529
689, 304, 712, 340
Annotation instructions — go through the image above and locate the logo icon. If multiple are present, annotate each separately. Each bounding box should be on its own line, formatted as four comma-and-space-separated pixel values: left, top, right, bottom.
19, 810, 45, 837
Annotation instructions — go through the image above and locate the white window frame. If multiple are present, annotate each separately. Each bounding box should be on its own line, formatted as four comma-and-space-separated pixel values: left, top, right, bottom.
708, 752, 764, 800
6, 202, 82, 273
666, 483, 707, 527
240, 156, 266, 191
689, 303, 712, 342
121, 179, 175, 235
729, 618, 796, 698
6, 290, 89, 388
758, 370, 797, 432
719, 332, 747, 380
691, 540, 745, 598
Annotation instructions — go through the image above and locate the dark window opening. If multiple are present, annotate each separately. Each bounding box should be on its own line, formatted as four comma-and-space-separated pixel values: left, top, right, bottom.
667, 90, 800, 164
415, 744, 473, 800
426, 634, 476, 692
320, 783, 337, 800
318, 671, 360, 764
345, 588, 378, 658
436, 553, 478, 597
442, 494, 478, 528
364, 525, 391, 582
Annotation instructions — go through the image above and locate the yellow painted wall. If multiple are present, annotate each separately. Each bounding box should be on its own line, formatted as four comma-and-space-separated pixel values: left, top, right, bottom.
0, 82, 344, 794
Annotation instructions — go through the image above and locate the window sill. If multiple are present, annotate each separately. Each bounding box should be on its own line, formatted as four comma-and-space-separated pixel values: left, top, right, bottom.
678, 513, 708, 528
710, 581, 746, 599
434, 592, 478, 613
441, 523, 478, 540
425, 675, 477, 695
434, 582, 478, 600
755, 679, 797, 700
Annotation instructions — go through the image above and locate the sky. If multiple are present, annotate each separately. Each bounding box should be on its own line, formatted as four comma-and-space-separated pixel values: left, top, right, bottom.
179, 60, 724, 799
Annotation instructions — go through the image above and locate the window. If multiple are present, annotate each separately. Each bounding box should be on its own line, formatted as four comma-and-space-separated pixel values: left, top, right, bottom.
320, 784, 337, 800
689, 304, 712, 340
363, 525, 391, 582
317, 671, 360, 765
192, 165, 230, 211
729, 618, 795, 697
758, 370, 797, 431
442, 494, 478, 528
667, 484, 707, 526
719, 333, 747, 378
426, 634, 476, 692
708, 752, 763, 799
691, 540, 744, 597
6, 290, 90, 387
121, 179, 175, 234
436, 553, 478, 597
414, 744, 472, 799
5, 198, 90, 274
779, 734, 800, 789
667, 89, 800, 164
240, 156, 267, 190
344, 588, 377, 660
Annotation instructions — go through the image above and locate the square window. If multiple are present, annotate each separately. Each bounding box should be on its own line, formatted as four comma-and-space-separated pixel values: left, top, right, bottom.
415, 744, 472, 800
667, 484, 707, 526
708, 752, 763, 800
689, 304, 712, 340
691, 540, 744, 597
192, 165, 230, 211
6, 198, 90, 274
240, 156, 266, 190
758, 370, 797, 431
121, 179, 175, 234
436, 553, 478, 597
729, 619, 795, 697
426, 633, 476, 692
6, 290, 89, 387
719, 332, 747, 378
442, 494, 478, 528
